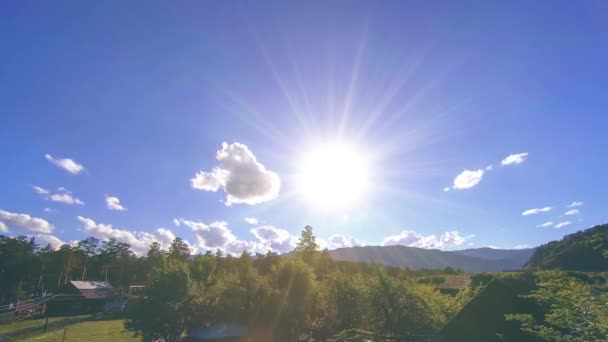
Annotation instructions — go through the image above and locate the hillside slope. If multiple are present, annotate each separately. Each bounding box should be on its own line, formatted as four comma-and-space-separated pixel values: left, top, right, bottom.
328, 245, 535, 273
525, 223, 608, 271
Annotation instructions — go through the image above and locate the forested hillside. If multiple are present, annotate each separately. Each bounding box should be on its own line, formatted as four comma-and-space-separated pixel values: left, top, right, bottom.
525, 224, 608, 271
2, 227, 608, 341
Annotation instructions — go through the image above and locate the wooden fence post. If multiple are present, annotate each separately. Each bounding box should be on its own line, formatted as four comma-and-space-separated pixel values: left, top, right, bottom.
62, 328, 68, 342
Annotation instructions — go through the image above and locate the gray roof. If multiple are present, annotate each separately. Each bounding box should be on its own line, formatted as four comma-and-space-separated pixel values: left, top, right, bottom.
69, 281, 113, 290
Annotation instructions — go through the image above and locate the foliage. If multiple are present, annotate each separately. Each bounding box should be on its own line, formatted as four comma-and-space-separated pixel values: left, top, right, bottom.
506, 271, 608, 341
294, 225, 319, 263
125, 269, 191, 342
526, 224, 608, 271
1, 227, 557, 340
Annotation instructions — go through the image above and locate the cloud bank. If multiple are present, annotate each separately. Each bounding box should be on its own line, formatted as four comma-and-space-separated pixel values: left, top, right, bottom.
77, 216, 184, 256
382, 230, 471, 249
0, 209, 54, 234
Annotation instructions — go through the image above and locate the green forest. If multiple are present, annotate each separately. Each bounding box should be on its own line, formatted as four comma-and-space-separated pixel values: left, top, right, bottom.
1, 226, 607, 341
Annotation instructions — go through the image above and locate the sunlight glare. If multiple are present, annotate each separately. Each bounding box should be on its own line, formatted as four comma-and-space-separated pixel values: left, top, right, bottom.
297, 142, 370, 210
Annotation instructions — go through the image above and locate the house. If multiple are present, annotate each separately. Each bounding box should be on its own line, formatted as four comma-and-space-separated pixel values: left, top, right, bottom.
438, 275, 471, 295
48, 281, 115, 316
439, 279, 542, 342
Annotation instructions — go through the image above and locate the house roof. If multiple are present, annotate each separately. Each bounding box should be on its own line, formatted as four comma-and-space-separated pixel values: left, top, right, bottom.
69, 281, 114, 299
69, 281, 113, 290
439, 275, 471, 290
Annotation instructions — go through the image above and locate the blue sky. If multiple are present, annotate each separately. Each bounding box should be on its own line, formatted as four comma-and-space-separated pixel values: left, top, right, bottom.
1, 1, 607, 254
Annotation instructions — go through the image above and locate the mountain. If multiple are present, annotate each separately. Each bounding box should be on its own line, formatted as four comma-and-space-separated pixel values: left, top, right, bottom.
328, 245, 536, 273
525, 223, 608, 271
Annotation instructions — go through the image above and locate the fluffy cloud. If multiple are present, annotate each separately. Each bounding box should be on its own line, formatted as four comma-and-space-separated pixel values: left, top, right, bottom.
452, 169, 484, 189
77, 216, 183, 255
522, 206, 552, 216
564, 209, 580, 216
555, 221, 572, 229
49, 192, 84, 205
0, 209, 54, 234
443, 187, 451, 192
537, 221, 554, 228
243, 217, 259, 225
514, 244, 529, 249
106, 195, 126, 211
191, 142, 280, 206
382, 230, 471, 249
33, 186, 84, 205
0, 222, 6, 232
568, 201, 583, 208
250, 226, 297, 253
176, 218, 254, 255
327, 234, 364, 249
501, 152, 528, 166
45, 154, 84, 174
32, 234, 65, 250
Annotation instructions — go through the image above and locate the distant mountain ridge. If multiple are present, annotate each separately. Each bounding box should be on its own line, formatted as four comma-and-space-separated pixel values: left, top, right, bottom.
525, 223, 608, 271
328, 245, 536, 273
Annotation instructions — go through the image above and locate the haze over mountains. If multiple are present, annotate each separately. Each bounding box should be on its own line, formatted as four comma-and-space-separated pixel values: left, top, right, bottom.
328, 246, 536, 273
327, 223, 608, 273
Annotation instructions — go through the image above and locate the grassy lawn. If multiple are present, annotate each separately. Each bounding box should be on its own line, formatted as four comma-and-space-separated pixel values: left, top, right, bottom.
0, 316, 88, 335
0, 316, 140, 342
17, 319, 140, 342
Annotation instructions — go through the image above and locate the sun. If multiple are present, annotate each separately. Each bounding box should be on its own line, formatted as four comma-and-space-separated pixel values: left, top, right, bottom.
297, 142, 370, 210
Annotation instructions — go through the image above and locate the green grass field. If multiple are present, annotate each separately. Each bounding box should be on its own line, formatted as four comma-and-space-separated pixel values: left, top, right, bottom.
0, 317, 140, 342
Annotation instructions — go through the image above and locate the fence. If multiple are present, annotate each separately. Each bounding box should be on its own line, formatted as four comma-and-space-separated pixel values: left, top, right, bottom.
0, 315, 91, 342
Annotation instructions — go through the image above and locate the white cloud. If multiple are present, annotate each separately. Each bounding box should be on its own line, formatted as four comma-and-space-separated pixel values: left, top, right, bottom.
0, 209, 54, 234
243, 217, 259, 225
327, 234, 364, 249
176, 218, 254, 255
0, 222, 6, 232
77, 216, 184, 256
555, 221, 572, 229
382, 230, 471, 250
514, 244, 529, 249
43, 208, 56, 213
191, 142, 280, 206
522, 206, 552, 216
33, 186, 84, 205
485, 165, 494, 171
32, 185, 50, 195
568, 201, 583, 208
250, 226, 297, 254
443, 187, 451, 192
32, 234, 65, 250
564, 209, 580, 216
105, 195, 126, 211
537, 221, 554, 228
501, 152, 528, 166
452, 169, 484, 189
45, 154, 84, 174
49, 192, 84, 205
